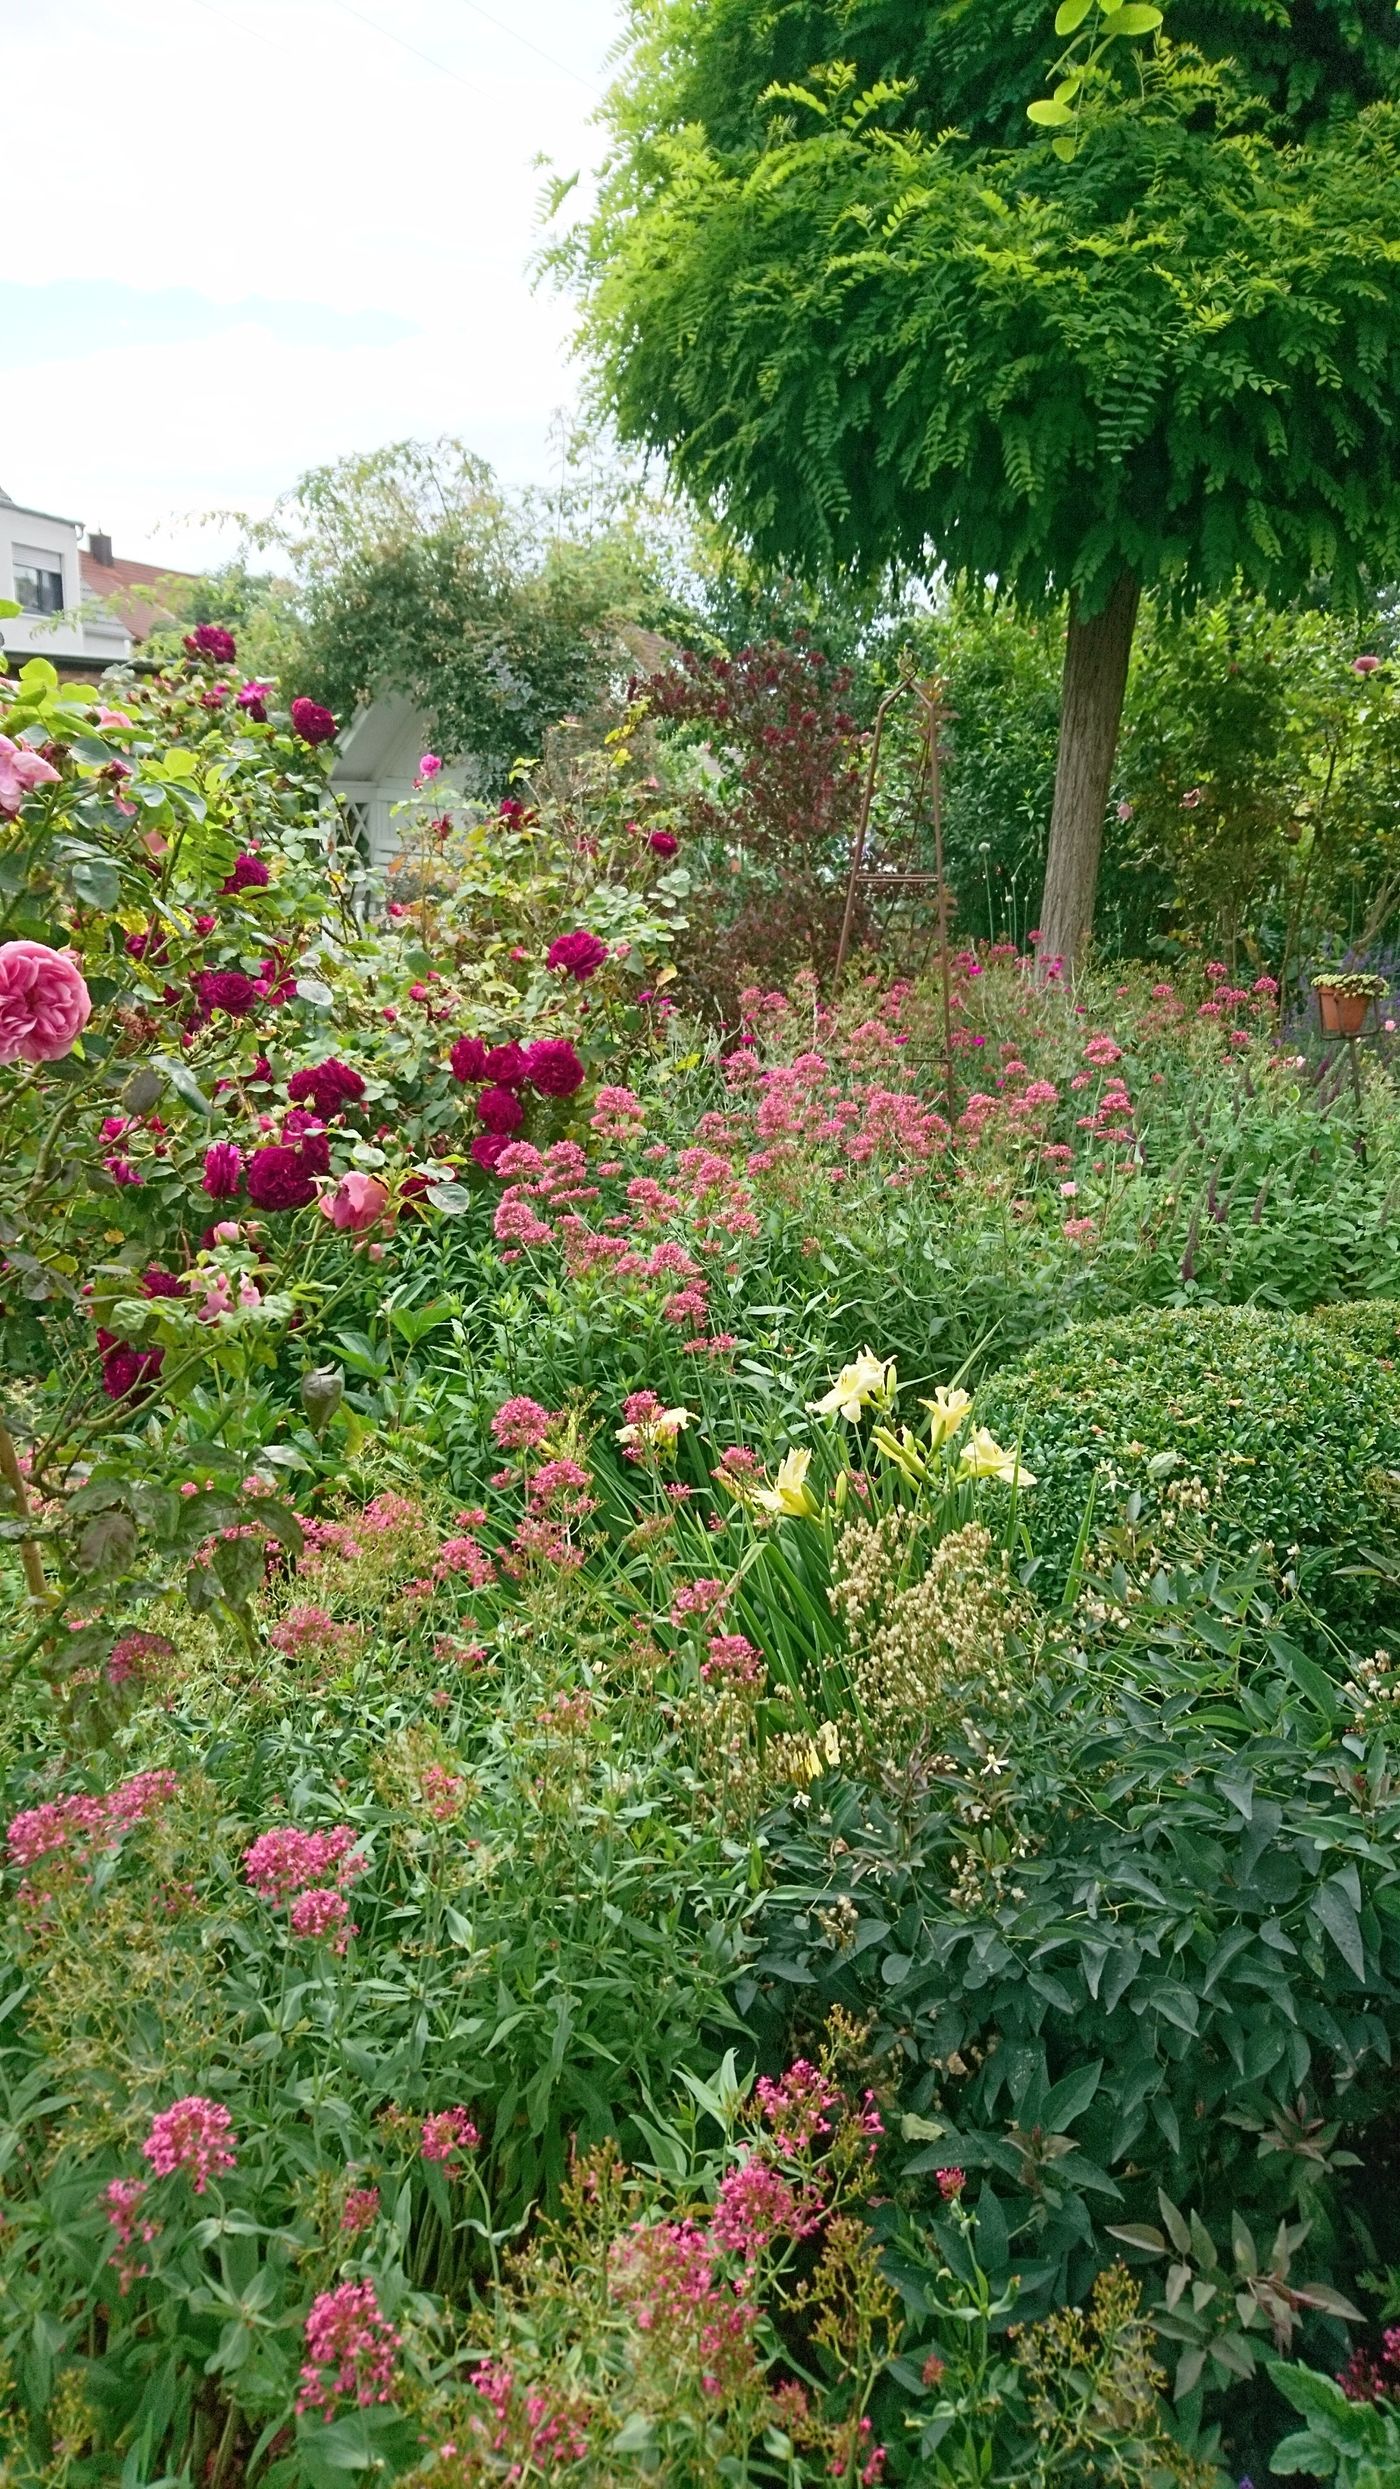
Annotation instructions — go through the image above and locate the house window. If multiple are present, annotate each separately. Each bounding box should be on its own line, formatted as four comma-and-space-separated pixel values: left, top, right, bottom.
12, 546, 65, 615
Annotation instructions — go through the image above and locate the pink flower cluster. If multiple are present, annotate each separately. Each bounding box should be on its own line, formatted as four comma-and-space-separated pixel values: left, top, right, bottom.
468, 2359, 592, 2471
7, 1769, 177, 1886
104, 2176, 161, 2291
490, 1395, 554, 1450
702, 1633, 764, 1690
297, 2279, 401, 2414
710, 2152, 821, 2261
242, 1823, 364, 1903
143, 2095, 237, 2194
420, 2106, 481, 2166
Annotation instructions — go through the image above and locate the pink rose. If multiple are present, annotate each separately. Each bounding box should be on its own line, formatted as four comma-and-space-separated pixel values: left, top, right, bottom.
0, 736, 61, 816
0, 941, 92, 1063
320, 1170, 390, 1233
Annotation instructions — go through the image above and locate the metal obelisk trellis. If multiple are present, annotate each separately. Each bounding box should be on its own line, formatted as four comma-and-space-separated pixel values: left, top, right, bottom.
834, 670, 957, 1110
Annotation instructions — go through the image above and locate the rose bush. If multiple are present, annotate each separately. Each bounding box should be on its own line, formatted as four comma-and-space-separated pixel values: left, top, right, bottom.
0, 639, 675, 1701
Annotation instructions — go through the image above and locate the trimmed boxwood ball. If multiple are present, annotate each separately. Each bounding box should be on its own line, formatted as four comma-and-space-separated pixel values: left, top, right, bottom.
977, 1302, 1400, 1623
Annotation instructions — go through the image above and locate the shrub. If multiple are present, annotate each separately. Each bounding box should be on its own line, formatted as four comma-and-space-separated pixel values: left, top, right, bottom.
977, 1302, 1400, 1621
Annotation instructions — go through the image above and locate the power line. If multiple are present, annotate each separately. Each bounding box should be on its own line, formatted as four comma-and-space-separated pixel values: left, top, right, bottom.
324, 0, 482, 92
330, 0, 601, 98
438, 0, 602, 96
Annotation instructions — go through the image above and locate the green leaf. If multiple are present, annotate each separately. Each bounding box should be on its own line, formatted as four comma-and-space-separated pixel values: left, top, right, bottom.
1100, 3, 1163, 29
1027, 97, 1075, 125
1042, 2059, 1102, 2129
156, 1055, 214, 1118
1054, 0, 1095, 28
425, 1181, 473, 1215
1314, 1875, 1367, 1981
75, 1508, 139, 1577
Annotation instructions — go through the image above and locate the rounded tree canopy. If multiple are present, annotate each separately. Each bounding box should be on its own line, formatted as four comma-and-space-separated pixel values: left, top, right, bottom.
570, 4, 1400, 619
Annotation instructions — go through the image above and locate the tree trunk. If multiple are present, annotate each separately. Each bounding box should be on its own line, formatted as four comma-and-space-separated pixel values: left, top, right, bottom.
1036, 571, 1141, 973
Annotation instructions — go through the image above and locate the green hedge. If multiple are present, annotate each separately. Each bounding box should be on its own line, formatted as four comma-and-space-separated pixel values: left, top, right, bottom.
977, 1302, 1400, 1620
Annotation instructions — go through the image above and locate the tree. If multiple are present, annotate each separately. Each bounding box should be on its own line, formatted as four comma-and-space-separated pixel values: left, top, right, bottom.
562, 0, 1400, 963
226, 440, 702, 793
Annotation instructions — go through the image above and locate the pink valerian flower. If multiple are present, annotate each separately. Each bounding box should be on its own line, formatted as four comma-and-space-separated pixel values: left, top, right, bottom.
0, 940, 92, 1063
589, 1084, 645, 1138
340, 2185, 380, 2235
7, 1769, 177, 1882
936, 2166, 967, 2201
104, 2177, 161, 2291
435, 1535, 495, 1589
755, 2061, 840, 2149
289, 1886, 355, 1948
1082, 1034, 1122, 1067
711, 2154, 823, 2261
297, 2280, 401, 2414
106, 1629, 176, 1688
491, 1396, 553, 1450
420, 2106, 481, 2165
702, 1633, 765, 1691
611, 2219, 760, 2400
546, 929, 609, 980
242, 1824, 364, 1903
142, 2096, 237, 2193
670, 1577, 728, 1625
493, 1190, 554, 1248
420, 1764, 466, 1821
0, 736, 61, 816
1062, 1216, 1097, 1245
1338, 2325, 1400, 2402
268, 1604, 360, 1658
527, 1458, 595, 1518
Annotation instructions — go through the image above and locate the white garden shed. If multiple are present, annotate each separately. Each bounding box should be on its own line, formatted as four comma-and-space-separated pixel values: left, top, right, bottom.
329, 694, 479, 872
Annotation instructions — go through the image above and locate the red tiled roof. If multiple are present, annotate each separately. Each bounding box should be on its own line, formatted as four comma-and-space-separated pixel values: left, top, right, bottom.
79, 550, 197, 643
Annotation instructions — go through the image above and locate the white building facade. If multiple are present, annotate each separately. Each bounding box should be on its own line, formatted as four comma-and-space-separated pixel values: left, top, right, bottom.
0, 489, 132, 671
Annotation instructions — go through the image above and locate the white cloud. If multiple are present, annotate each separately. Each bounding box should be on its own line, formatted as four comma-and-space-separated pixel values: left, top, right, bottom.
2, 0, 621, 566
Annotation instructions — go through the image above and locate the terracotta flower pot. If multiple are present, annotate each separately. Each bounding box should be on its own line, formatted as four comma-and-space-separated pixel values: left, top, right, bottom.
1317, 987, 1371, 1037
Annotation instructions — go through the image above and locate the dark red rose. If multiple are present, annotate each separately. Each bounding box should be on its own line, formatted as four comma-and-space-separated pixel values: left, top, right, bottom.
522, 1038, 585, 1099
194, 970, 259, 1017
290, 696, 337, 747
647, 830, 679, 859
482, 1041, 528, 1087
287, 1057, 365, 1118
139, 1268, 185, 1299
449, 1035, 489, 1084
247, 1145, 318, 1211
184, 623, 237, 664
219, 851, 270, 896
476, 1084, 525, 1135
250, 1054, 273, 1083
102, 1341, 165, 1399
202, 1141, 243, 1199
282, 1119, 331, 1175
546, 930, 609, 981
471, 1133, 509, 1171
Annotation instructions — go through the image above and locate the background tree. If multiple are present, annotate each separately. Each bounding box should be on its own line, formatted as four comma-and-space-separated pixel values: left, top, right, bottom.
562, 0, 1400, 964
208, 439, 703, 793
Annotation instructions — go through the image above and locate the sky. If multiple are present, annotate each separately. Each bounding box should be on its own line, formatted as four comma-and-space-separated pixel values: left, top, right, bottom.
2, 0, 626, 571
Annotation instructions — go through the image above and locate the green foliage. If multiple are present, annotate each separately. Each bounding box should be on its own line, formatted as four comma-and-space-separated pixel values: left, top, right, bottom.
1269, 2357, 1400, 2484
1117, 600, 1400, 963
977, 1303, 1400, 1622
240, 439, 698, 793
570, 9, 1400, 624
